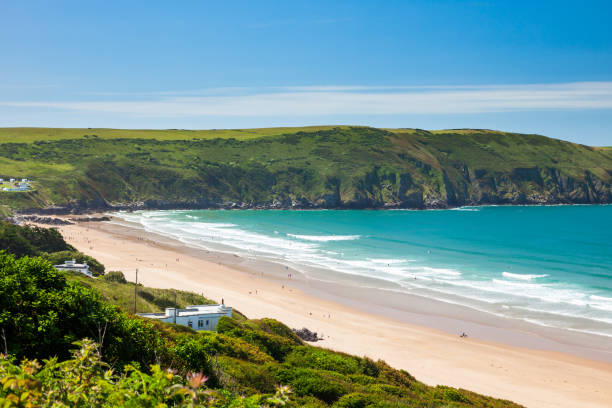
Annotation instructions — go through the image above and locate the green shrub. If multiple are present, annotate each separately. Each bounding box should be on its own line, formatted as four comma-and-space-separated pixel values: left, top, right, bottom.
0, 254, 115, 359
218, 318, 296, 361
433, 386, 471, 403
102, 270, 127, 283
217, 316, 241, 333
274, 367, 351, 404
348, 374, 379, 385
290, 372, 349, 404
247, 318, 302, 344
169, 335, 216, 384
0, 339, 291, 407
195, 332, 273, 364
375, 361, 416, 389
332, 392, 373, 408
0, 222, 72, 257
0, 253, 164, 371
285, 347, 362, 375
216, 356, 276, 394
363, 383, 410, 398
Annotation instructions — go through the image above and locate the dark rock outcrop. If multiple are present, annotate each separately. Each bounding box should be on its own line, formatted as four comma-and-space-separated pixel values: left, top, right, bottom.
293, 327, 324, 342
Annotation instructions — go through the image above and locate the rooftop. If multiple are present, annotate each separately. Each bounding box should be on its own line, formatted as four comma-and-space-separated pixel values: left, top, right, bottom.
137, 304, 231, 319
54, 259, 88, 268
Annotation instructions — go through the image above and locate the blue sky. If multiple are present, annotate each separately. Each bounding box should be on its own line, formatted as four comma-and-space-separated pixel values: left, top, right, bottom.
1, 0, 611, 145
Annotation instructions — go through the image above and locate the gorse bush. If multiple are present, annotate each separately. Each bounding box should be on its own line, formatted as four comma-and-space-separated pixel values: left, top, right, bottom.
0, 339, 291, 408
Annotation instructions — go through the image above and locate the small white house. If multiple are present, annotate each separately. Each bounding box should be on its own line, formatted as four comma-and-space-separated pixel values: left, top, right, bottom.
137, 304, 232, 331
54, 259, 92, 277
2, 181, 31, 192
9, 178, 15, 183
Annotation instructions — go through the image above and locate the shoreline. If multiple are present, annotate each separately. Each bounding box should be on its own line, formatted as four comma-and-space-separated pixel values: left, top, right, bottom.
47, 216, 612, 408
105, 211, 612, 362
15, 201, 612, 218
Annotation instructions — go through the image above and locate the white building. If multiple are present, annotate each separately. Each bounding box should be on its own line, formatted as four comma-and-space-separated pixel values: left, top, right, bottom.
137, 304, 232, 331
54, 259, 92, 277
9, 178, 15, 183
2, 181, 30, 192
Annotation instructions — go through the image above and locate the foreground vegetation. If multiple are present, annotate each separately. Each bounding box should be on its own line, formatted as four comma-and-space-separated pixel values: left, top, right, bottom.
0, 223, 523, 407
0, 126, 610, 212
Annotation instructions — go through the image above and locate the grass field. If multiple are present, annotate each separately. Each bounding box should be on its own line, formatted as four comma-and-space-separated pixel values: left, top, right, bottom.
0, 126, 349, 143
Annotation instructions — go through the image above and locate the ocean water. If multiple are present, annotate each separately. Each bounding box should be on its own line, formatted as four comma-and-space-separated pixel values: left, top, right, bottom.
113, 206, 612, 337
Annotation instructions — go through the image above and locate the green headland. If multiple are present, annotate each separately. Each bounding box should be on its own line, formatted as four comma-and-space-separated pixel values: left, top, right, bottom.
0, 126, 610, 213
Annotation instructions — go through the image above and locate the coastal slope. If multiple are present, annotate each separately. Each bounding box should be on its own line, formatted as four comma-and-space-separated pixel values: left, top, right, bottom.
0, 126, 610, 212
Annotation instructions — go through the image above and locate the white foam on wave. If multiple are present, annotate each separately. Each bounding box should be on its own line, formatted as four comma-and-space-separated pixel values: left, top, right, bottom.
420, 266, 462, 277
368, 258, 411, 264
287, 234, 360, 242
502, 272, 549, 281
451, 207, 480, 211
588, 295, 612, 312
591, 294, 612, 302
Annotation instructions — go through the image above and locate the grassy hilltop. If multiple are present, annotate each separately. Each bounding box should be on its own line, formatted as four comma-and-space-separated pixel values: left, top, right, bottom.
0, 126, 610, 212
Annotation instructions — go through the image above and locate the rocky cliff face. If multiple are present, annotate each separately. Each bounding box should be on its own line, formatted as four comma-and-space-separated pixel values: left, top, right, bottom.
20, 166, 612, 214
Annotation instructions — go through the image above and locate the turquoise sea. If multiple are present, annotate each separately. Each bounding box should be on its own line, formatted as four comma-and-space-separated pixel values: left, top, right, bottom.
115, 205, 612, 337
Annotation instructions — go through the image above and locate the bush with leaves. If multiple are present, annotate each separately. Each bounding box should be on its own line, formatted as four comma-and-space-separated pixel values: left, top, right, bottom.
101, 270, 127, 283
216, 317, 298, 362
0, 253, 160, 368
0, 221, 73, 258
0, 339, 292, 408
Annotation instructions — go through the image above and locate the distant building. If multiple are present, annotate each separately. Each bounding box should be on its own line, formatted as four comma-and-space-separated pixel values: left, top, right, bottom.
9, 178, 15, 183
0, 179, 3, 183
54, 259, 92, 277
2, 182, 30, 192
137, 304, 232, 331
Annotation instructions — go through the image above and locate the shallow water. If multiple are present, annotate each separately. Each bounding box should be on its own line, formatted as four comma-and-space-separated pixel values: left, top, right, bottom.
114, 205, 612, 337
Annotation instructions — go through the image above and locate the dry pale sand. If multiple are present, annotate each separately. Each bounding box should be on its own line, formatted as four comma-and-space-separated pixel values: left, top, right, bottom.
51, 220, 612, 408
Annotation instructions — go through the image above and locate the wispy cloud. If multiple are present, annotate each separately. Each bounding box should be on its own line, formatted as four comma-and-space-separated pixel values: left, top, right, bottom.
2, 82, 612, 118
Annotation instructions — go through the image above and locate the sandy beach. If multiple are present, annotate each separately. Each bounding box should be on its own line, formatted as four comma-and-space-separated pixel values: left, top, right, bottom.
46, 218, 612, 408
